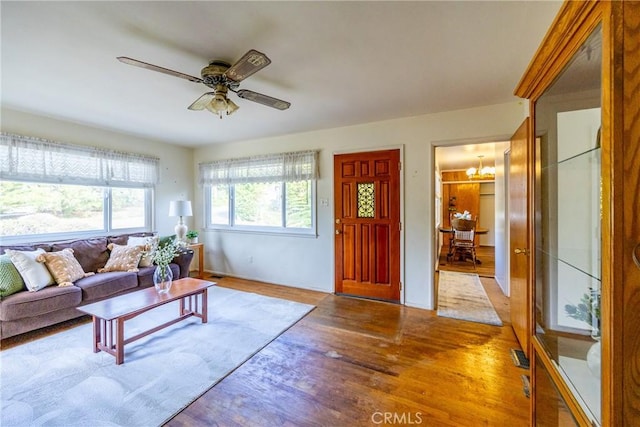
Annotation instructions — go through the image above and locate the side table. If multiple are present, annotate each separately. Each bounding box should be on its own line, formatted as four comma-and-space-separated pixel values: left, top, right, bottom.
187, 242, 204, 279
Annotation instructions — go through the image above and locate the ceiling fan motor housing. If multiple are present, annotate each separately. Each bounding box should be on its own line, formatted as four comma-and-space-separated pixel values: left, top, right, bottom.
201, 60, 239, 90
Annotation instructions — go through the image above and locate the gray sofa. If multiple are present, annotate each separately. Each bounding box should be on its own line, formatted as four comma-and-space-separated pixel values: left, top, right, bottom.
0, 233, 194, 339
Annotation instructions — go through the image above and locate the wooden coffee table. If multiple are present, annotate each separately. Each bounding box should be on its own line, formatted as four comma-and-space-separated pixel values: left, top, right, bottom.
77, 278, 216, 365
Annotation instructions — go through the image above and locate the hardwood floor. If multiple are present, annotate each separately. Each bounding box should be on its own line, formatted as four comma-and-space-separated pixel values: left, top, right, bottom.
167, 277, 528, 426
438, 244, 496, 278
1, 276, 528, 426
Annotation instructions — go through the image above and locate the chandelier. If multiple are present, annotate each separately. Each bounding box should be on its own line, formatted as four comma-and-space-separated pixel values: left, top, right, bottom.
466, 155, 495, 180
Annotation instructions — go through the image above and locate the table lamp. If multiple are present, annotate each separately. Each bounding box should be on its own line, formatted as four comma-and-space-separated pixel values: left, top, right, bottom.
169, 200, 192, 242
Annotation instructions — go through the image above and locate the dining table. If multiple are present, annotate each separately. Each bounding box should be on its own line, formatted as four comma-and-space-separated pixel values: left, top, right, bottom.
439, 226, 489, 264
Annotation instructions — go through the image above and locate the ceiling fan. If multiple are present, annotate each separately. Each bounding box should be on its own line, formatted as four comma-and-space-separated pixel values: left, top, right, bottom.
117, 49, 291, 119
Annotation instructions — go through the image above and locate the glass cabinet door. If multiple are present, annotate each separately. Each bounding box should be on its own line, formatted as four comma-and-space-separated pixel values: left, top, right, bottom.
535, 356, 579, 427
533, 24, 602, 425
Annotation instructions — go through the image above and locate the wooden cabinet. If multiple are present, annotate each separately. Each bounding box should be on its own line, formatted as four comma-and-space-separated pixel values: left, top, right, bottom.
515, 1, 640, 425
442, 182, 479, 228
440, 171, 483, 228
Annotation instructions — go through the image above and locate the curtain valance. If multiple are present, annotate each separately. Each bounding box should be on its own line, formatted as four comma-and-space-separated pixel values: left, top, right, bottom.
0, 132, 159, 187
199, 150, 319, 185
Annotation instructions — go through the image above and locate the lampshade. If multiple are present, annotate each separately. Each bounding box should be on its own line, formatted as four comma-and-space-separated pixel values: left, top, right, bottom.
169, 200, 192, 217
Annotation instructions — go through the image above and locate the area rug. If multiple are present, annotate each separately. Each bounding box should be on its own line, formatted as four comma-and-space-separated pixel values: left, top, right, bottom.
437, 271, 502, 326
1, 286, 315, 426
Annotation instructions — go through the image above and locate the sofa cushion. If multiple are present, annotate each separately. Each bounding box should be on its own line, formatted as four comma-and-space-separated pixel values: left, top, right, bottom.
5, 249, 55, 292
75, 271, 138, 302
36, 248, 94, 287
0, 254, 26, 297
108, 232, 155, 246
137, 264, 180, 288
0, 285, 81, 321
127, 235, 159, 267
52, 237, 109, 273
99, 243, 144, 273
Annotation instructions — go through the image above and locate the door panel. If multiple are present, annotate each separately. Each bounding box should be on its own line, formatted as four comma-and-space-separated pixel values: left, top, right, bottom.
334, 149, 401, 302
510, 118, 531, 356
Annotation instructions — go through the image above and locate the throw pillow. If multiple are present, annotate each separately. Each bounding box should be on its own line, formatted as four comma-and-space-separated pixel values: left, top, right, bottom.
0, 254, 26, 297
127, 235, 159, 267
98, 243, 144, 273
5, 249, 55, 292
36, 248, 94, 287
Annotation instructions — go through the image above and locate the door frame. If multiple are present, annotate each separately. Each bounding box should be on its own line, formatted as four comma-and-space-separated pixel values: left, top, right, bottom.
332, 145, 405, 304
503, 148, 511, 297
431, 135, 513, 302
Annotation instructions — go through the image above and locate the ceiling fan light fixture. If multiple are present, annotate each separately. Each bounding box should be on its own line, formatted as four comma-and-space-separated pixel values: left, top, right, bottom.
212, 93, 228, 108
226, 98, 239, 115
205, 93, 240, 118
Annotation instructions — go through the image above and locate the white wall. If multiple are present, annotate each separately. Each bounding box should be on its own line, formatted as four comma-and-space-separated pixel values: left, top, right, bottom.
478, 182, 495, 246
1, 108, 194, 236
194, 101, 527, 309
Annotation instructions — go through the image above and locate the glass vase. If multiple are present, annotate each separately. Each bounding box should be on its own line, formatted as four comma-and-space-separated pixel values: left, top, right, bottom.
153, 264, 173, 294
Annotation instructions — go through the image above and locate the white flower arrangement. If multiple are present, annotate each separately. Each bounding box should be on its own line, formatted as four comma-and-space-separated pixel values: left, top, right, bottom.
453, 210, 472, 220
152, 240, 181, 269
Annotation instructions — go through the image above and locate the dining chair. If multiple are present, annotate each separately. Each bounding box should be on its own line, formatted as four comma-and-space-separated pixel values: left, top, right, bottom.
448, 218, 478, 270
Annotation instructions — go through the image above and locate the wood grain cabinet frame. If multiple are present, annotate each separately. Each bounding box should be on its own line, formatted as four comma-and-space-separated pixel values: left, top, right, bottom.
514, 1, 640, 425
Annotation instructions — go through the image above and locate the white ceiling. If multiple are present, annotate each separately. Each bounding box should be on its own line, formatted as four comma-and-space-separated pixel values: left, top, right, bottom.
1, 1, 561, 148
436, 142, 503, 172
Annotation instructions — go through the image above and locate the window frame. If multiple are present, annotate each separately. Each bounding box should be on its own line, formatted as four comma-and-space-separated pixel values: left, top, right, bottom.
0, 132, 159, 244
204, 179, 317, 237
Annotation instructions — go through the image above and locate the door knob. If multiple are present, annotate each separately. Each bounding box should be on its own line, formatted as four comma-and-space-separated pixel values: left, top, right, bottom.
336, 229, 341, 235
633, 242, 640, 269
514, 248, 530, 255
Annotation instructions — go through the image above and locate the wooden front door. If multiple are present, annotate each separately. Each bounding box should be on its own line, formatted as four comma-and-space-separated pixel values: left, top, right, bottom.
509, 118, 531, 356
334, 149, 401, 302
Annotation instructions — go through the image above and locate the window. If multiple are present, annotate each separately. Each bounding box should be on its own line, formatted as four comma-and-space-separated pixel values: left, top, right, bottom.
0, 182, 151, 238
201, 150, 318, 235
111, 187, 148, 229
0, 133, 158, 242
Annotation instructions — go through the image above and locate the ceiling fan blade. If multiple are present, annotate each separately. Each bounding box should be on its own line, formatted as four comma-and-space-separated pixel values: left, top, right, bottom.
188, 92, 215, 110
117, 57, 203, 83
237, 89, 291, 110
224, 49, 271, 82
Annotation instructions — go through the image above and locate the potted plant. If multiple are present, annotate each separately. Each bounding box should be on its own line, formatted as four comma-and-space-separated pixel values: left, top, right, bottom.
186, 230, 199, 244
564, 288, 601, 339
565, 287, 601, 377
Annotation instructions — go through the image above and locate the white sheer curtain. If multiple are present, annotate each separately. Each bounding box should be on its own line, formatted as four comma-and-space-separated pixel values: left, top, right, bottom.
0, 132, 159, 187
199, 150, 319, 185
